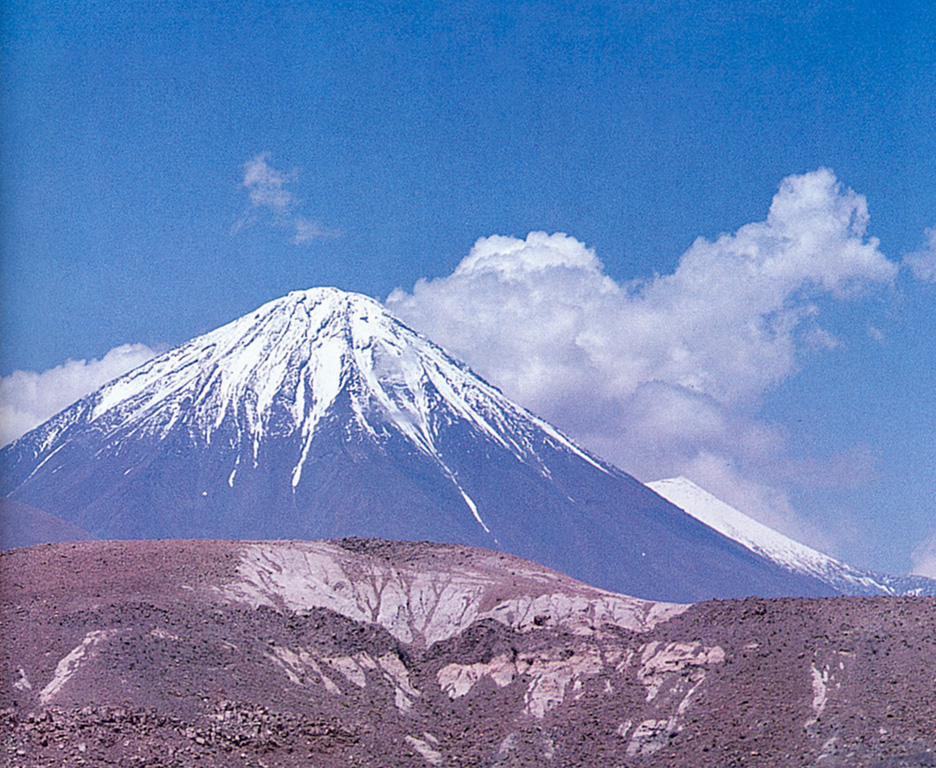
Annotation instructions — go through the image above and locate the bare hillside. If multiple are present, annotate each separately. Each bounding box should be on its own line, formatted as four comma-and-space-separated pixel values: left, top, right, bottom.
2, 539, 935, 767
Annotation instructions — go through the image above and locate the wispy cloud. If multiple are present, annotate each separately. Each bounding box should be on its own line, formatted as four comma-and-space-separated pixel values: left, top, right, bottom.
0, 344, 160, 447
234, 153, 337, 243
911, 533, 936, 578
242, 153, 298, 211
293, 217, 336, 244
387, 169, 898, 546
904, 226, 936, 282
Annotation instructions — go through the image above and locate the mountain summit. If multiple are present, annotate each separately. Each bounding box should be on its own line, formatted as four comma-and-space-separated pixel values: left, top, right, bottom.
1, 287, 833, 601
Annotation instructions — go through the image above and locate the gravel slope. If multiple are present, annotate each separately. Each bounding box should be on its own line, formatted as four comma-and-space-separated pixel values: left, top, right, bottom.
2, 539, 935, 767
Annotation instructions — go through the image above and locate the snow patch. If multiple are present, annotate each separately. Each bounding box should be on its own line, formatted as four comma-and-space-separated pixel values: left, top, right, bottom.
810, 662, 829, 716
637, 641, 725, 702
13, 668, 32, 692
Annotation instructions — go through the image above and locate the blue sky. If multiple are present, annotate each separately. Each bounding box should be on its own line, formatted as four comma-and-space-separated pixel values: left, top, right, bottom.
2, 0, 935, 576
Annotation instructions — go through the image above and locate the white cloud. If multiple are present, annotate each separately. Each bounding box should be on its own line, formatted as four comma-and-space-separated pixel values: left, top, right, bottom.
242, 153, 297, 211
387, 169, 898, 544
0, 344, 159, 447
293, 217, 338, 244
235, 153, 337, 243
904, 226, 936, 282
911, 533, 936, 579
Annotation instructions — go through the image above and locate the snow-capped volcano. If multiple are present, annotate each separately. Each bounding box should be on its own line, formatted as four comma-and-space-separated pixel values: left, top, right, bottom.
29, 287, 598, 538
1, 288, 841, 601
648, 477, 936, 597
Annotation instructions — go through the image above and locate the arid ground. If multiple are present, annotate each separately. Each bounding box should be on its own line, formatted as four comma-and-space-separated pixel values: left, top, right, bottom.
2, 539, 935, 767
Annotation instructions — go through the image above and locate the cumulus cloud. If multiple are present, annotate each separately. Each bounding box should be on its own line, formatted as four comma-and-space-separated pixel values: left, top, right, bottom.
234, 153, 337, 243
904, 227, 936, 282
0, 344, 159, 447
387, 169, 898, 543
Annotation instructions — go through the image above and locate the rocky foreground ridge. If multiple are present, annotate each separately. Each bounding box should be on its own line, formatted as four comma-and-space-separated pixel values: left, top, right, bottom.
2, 539, 935, 767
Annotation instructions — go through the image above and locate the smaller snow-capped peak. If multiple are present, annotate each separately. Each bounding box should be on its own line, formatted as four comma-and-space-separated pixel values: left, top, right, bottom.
647, 477, 910, 596
647, 477, 833, 573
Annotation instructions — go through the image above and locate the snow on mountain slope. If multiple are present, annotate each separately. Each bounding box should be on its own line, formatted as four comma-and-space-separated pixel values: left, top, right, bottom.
80, 287, 604, 495
648, 477, 936, 596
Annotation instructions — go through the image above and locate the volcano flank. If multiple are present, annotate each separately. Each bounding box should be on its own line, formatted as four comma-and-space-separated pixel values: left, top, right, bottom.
2, 288, 841, 602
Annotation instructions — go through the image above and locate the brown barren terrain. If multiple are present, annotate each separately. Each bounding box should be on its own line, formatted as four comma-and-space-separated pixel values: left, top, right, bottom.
2, 539, 935, 767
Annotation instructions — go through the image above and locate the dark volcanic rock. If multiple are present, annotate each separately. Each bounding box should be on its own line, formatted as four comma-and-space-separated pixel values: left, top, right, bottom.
2, 539, 935, 767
